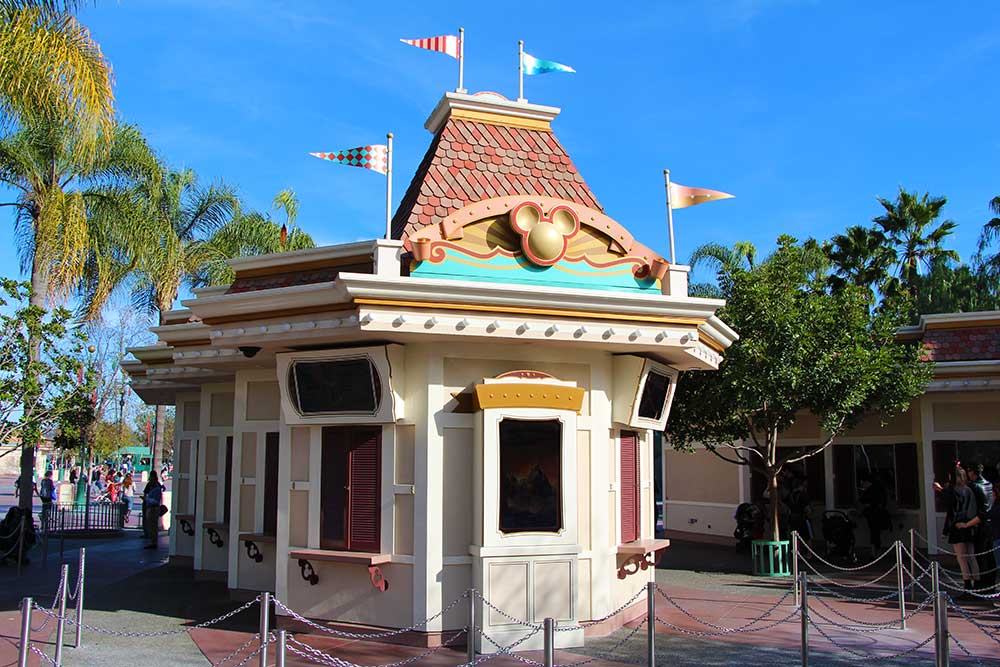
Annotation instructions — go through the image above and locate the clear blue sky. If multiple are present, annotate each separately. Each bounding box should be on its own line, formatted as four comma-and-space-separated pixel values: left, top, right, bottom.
3, 0, 999, 292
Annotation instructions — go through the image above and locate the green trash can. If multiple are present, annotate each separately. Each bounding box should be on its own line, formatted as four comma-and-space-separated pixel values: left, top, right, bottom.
751, 539, 791, 576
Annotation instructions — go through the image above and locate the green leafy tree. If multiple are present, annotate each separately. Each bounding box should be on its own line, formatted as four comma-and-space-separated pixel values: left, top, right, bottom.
873, 188, 959, 297
0, 1, 114, 147
0, 279, 86, 488
689, 241, 757, 277
666, 236, 933, 541
909, 256, 1000, 316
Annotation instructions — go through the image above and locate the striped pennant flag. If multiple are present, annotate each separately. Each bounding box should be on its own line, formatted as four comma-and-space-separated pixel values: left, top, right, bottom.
309, 146, 388, 175
400, 34, 460, 59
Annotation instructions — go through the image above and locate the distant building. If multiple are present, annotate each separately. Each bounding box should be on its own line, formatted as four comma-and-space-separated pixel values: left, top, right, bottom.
658, 310, 1000, 555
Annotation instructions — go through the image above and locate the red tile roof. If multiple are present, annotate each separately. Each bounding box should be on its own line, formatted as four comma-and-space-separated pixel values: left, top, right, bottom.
391, 117, 603, 241
922, 326, 1000, 362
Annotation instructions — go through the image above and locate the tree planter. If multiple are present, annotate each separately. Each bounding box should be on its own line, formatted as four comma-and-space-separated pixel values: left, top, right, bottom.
751, 539, 791, 576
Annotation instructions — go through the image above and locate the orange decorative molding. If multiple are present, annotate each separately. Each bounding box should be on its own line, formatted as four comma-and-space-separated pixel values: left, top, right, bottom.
474, 383, 585, 412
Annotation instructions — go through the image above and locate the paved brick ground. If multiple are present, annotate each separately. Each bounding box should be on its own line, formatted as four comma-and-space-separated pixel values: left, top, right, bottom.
3, 533, 999, 666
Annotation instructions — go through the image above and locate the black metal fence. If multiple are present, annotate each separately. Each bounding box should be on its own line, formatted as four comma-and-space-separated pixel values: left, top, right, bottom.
42, 502, 126, 533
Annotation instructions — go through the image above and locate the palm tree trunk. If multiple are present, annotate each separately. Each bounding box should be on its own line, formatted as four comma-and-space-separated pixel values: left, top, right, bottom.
150, 308, 169, 476
18, 252, 48, 510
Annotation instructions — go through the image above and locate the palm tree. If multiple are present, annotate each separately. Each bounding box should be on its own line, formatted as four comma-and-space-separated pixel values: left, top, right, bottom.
873, 188, 959, 294
689, 241, 757, 277
0, 118, 158, 506
123, 172, 315, 472
1, 1, 114, 146
975, 196, 1000, 279
826, 225, 895, 295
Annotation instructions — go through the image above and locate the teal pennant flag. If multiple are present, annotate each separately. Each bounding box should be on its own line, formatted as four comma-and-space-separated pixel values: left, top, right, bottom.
522, 52, 575, 75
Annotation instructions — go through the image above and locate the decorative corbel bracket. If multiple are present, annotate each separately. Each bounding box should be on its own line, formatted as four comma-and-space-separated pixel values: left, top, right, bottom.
298, 559, 319, 586
617, 552, 658, 580
179, 518, 194, 536
368, 565, 389, 592
244, 539, 263, 563
206, 527, 225, 548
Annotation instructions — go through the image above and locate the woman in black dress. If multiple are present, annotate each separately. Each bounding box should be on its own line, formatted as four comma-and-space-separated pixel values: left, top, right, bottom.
946, 466, 981, 590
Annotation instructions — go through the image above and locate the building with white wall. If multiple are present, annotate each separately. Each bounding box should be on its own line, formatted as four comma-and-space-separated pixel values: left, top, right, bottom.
123, 91, 735, 648
658, 310, 1000, 556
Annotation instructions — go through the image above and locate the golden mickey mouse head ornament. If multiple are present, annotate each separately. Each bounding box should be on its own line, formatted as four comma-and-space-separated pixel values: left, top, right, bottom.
509, 202, 580, 266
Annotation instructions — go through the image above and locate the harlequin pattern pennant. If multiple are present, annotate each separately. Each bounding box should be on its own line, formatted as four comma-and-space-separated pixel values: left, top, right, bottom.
310, 145, 388, 175
400, 35, 460, 59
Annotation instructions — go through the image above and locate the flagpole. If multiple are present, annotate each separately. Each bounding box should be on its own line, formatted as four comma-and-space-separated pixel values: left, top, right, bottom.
517, 40, 525, 102
385, 132, 393, 240
664, 169, 676, 264
457, 27, 466, 93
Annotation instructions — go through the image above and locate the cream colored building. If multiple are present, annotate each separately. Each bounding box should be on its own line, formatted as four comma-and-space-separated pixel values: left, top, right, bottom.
123, 92, 735, 648
660, 311, 1000, 556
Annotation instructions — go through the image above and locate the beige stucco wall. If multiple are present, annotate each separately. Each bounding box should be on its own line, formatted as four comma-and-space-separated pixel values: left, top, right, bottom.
932, 401, 1000, 432
665, 449, 740, 504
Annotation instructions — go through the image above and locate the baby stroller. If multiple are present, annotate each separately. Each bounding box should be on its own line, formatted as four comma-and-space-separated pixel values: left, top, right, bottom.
734, 502, 764, 551
821, 510, 857, 564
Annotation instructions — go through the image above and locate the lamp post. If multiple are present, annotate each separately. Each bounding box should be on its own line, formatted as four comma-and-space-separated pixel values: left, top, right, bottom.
80, 346, 96, 531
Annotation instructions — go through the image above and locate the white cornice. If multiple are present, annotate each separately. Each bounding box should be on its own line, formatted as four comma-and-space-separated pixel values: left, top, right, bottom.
337, 273, 736, 349
181, 280, 350, 321
425, 92, 561, 134
149, 321, 210, 344
226, 240, 377, 272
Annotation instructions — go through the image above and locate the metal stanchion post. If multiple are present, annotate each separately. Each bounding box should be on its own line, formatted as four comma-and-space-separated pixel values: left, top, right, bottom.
646, 581, 656, 667
259, 591, 270, 667
543, 618, 554, 667
932, 562, 948, 667
799, 574, 809, 667
59, 509, 65, 566
791, 531, 800, 608
275, 629, 286, 667
54, 564, 68, 665
896, 540, 906, 629
909, 528, 916, 603
467, 590, 476, 664
17, 597, 32, 667
74, 547, 86, 648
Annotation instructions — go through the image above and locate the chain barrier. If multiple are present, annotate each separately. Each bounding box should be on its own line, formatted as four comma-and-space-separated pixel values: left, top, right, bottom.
223, 632, 273, 667
477, 625, 548, 667
30, 571, 66, 633
911, 531, 1000, 558
796, 535, 898, 572
473, 590, 543, 629
67, 559, 84, 601
654, 586, 792, 634
809, 595, 933, 633
30, 644, 60, 666
210, 632, 261, 666
274, 590, 471, 640
946, 594, 1000, 645
546, 618, 647, 667
796, 556, 901, 589
556, 585, 648, 631
949, 631, 986, 667
287, 627, 468, 667
806, 616, 935, 661
806, 575, 904, 603
33, 595, 260, 638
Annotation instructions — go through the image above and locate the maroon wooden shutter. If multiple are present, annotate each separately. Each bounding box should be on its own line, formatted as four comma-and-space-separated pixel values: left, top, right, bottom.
347, 427, 381, 552
833, 445, 855, 508
620, 431, 640, 544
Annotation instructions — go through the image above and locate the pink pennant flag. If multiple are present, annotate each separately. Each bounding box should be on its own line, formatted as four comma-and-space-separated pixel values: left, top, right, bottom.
669, 183, 734, 209
400, 34, 460, 59
310, 145, 388, 175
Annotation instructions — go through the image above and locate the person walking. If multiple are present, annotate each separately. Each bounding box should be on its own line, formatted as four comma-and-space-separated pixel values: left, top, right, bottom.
121, 473, 135, 525
947, 465, 981, 592
37, 470, 55, 531
964, 462, 996, 591
142, 471, 164, 549
860, 473, 889, 554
